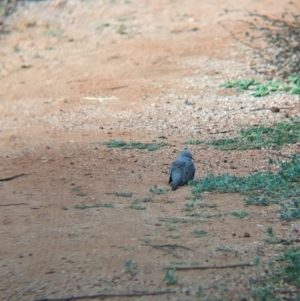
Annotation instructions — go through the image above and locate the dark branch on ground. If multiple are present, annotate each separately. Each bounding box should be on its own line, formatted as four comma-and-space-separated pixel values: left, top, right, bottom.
164, 262, 253, 270
34, 290, 176, 301
0, 173, 27, 182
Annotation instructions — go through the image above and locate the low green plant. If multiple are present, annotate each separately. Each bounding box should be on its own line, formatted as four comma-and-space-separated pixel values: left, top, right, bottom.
138, 237, 151, 244
221, 79, 259, 91
278, 247, 300, 288
44, 28, 63, 37
166, 225, 177, 231
106, 191, 132, 197
244, 196, 270, 206
219, 284, 228, 293
251, 247, 300, 300
206, 119, 300, 151
149, 185, 170, 195
124, 259, 135, 275
192, 230, 208, 238
129, 204, 146, 210
251, 286, 279, 301
184, 199, 216, 211
168, 234, 181, 239
116, 24, 127, 34
74, 203, 114, 210
196, 285, 203, 297
187, 212, 221, 218
215, 247, 232, 252
221, 76, 300, 97
191, 154, 300, 220
158, 217, 207, 225
232, 210, 248, 218
164, 269, 178, 285
280, 198, 300, 220
102, 140, 167, 151
184, 139, 203, 145
71, 186, 87, 197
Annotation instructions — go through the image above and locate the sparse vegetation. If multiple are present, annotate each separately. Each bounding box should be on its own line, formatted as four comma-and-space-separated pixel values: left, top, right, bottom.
129, 204, 147, 210
102, 140, 167, 151
191, 154, 300, 221
106, 191, 132, 197
232, 210, 248, 219
71, 186, 87, 197
216, 247, 232, 252
138, 237, 151, 244
185, 139, 203, 145
44, 28, 63, 37
74, 203, 114, 210
205, 119, 300, 151
221, 76, 300, 97
164, 269, 178, 285
149, 185, 170, 195
158, 217, 207, 225
192, 230, 208, 238
251, 247, 300, 300
196, 285, 203, 297
129, 197, 150, 210
124, 259, 135, 276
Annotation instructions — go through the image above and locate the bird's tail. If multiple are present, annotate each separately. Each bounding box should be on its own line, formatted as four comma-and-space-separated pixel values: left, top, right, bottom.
171, 175, 181, 191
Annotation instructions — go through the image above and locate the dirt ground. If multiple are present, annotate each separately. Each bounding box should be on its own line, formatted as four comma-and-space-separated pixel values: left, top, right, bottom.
1, 1, 300, 300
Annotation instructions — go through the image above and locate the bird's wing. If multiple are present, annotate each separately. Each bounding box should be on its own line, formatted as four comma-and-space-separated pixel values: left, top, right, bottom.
169, 159, 185, 182
182, 160, 195, 184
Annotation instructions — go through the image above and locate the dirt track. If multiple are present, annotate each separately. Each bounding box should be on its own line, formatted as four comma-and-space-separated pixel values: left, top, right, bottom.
1, 1, 300, 300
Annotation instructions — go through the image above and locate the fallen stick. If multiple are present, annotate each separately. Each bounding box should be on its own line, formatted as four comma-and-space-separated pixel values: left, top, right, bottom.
163, 262, 253, 271
146, 244, 194, 258
151, 244, 194, 251
0, 203, 28, 207
34, 290, 176, 301
0, 173, 27, 182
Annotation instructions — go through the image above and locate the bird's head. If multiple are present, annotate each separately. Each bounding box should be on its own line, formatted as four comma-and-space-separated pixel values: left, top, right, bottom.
179, 150, 194, 161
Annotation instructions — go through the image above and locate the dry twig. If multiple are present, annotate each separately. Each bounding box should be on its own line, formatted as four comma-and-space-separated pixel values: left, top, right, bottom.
164, 262, 253, 271
34, 290, 176, 301
0, 173, 27, 182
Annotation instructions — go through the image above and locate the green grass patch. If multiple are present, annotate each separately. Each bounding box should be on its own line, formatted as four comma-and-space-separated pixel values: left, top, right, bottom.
158, 217, 208, 225
251, 246, 300, 299
74, 203, 114, 210
106, 191, 132, 197
191, 154, 300, 220
184, 200, 216, 211
129, 197, 150, 210
164, 269, 178, 285
149, 185, 170, 195
221, 76, 300, 97
232, 210, 249, 219
71, 186, 87, 197
187, 212, 221, 218
184, 139, 203, 145
192, 230, 209, 238
216, 247, 232, 252
206, 119, 300, 151
44, 28, 63, 37
138, 237, 151, 244
124, 259, 135, 275
166, 225, 177, 231
196, 285, 203, 297
102, 140, 167, 151
129, 205, 147, 210
131, 197, 151, 203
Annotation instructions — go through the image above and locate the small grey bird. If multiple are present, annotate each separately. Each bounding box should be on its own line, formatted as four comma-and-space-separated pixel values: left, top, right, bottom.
169, 150, 195, 191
